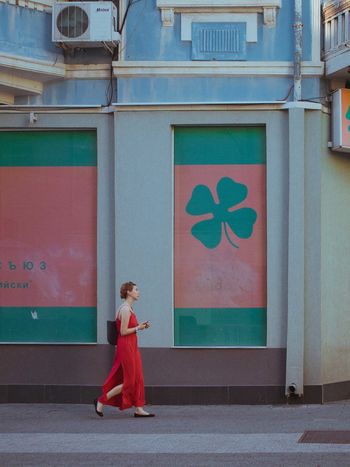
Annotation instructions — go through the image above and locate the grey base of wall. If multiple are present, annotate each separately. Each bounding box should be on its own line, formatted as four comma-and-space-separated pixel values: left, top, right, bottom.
0, 346, 349, 404
0, 382, 349, 405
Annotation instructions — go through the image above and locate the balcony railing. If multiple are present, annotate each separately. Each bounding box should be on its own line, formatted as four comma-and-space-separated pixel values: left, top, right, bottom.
323, 0, 350, 75
323, 1, 350, 53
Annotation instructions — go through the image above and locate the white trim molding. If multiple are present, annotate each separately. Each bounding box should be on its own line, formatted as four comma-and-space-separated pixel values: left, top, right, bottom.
112, 60, 324, 78
0, 0, 53, 12
156, 0, 281, 27
181, 13, 258, 42
65, 64, 111, 79
0, 91, 14, 105
0, 71, 43, 95
0, 52, 64, 103
0, 53, 65, 80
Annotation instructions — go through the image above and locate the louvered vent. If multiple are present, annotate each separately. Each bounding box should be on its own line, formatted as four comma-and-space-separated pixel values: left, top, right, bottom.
192, 23, 246, 61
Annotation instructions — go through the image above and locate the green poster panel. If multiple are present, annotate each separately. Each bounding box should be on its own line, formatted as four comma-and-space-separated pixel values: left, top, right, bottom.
0, 131, 97, 343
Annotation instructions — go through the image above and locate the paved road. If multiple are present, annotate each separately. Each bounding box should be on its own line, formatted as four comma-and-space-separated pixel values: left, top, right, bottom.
0, 402, 350, 466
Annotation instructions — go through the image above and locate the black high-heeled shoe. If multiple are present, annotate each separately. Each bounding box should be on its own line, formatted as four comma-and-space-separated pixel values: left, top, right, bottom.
93, 398, 103, 417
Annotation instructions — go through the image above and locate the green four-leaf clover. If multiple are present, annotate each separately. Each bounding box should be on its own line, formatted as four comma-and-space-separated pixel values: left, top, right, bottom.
186, 177, 257, 249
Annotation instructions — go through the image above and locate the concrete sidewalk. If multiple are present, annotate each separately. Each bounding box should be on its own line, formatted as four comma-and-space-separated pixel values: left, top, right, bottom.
0, 401, 350, 466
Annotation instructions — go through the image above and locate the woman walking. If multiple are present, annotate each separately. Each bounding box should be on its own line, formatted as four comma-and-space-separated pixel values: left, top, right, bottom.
94, 281, 155, 417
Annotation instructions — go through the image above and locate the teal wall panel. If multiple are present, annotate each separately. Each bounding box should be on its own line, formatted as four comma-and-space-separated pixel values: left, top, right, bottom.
175, 308, 266, 346
175, 126, 266, 165
0, 131, 97, 167
0, 307, 96, 343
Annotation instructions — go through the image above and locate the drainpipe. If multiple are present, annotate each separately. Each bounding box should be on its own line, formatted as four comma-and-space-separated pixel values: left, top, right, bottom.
293, 0, 303, 101
285, 0, 305, 399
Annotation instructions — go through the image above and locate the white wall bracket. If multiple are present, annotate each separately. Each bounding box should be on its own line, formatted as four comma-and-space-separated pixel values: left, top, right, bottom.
263, 7, 277, 27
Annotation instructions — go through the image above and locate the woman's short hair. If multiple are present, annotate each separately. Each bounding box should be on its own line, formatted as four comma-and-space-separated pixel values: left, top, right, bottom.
120, 281, 136, 299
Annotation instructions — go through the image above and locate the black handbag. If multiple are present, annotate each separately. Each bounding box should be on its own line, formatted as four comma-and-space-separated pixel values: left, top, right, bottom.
107, 320, 118, 345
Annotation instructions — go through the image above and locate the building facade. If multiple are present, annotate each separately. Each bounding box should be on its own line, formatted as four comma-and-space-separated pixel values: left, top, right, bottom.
0, 0, 349, 404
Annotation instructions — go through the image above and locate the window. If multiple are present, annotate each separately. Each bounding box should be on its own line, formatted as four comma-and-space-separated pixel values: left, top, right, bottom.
174, 126, 267, 347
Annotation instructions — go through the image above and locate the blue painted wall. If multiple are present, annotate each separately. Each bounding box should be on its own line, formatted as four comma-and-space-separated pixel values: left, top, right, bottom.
117, 76, 321, 104
15, 79, 112, 105
0, 1, 315, 65
124, 0, 313, 62
0, 4, 63, 62
14, 75, 321, 106
0, 1, 319, 105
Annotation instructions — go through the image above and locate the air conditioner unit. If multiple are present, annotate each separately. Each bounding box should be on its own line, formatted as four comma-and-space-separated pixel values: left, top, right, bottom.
52, 1, 121, 48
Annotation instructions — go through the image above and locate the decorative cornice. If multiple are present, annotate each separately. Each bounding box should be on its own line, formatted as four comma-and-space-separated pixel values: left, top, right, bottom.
156, 0, 281, 27
0, 52, 65, 79
0, 54, 113, 81
156, 0, 281, 8
0, 52, 64, 103
323, 0, 350, 20
0, 0, 52, 12
112, 60, 324, 78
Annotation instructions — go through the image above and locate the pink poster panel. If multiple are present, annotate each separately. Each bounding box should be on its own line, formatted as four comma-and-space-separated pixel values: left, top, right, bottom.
174, 165, 266, 309
0, 167, 97, 307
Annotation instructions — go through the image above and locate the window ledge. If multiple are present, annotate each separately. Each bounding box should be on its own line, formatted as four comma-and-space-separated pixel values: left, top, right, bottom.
156, 0, 281, 27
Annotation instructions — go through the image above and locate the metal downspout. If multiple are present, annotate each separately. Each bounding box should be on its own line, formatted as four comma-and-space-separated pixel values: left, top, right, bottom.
285, 0, 305, 399
294, 0, 303, 101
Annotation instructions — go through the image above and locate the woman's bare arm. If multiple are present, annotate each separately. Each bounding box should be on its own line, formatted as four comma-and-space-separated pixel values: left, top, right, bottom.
119, 305, 138, 336
119, 304, 150, 336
